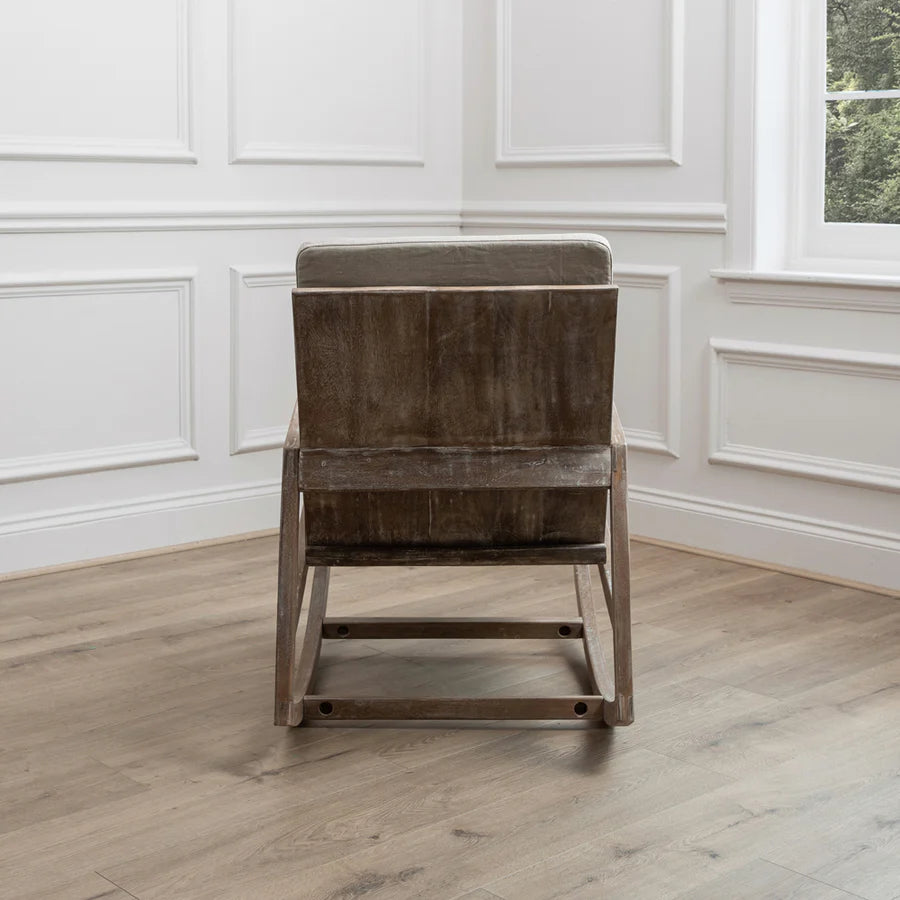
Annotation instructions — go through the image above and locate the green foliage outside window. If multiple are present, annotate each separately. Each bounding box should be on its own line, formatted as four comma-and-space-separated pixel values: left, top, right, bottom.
825, 0, 900, 223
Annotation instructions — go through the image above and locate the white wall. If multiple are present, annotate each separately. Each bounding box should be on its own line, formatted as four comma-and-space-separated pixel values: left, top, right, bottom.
0, 0, 461, 573
3, 0, 898, 592
460, 0, 900, 592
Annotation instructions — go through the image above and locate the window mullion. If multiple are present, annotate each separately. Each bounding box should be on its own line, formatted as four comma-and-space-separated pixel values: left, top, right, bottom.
824, 89, 900, 101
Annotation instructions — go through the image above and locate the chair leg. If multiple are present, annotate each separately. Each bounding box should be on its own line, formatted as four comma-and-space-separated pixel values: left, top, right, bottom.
605, 439, 633, 726
573, 565, 614, 701
274, 448, 307, 726
289, 566, 330, 726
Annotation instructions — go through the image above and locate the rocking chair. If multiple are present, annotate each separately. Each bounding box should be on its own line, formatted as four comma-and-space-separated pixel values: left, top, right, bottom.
274, 234, 633, 727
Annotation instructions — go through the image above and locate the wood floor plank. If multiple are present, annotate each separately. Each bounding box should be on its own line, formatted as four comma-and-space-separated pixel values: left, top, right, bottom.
483, 747, 897, 900
1, 870, 139, 900
674, 858, 866, 900
0, 749, 148, 837
0, 535, 896, 899
103, 749, 728, 900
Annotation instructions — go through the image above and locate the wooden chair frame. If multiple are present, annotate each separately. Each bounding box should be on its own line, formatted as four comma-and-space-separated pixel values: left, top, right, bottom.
274, 399, 633, 728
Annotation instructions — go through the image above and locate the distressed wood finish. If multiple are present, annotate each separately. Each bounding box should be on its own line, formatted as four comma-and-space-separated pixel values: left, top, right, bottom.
297, 447, 612, 492
288, 566, 330, 726
302, 488, 605, 549
273, 402, 305, 726
321, 617, 585, 640
292, 285, 618, 449
607, 405, 634, 726
302, 696, 606, 721
274, 263, 633, 727
293, 285, 615, 551
305, 544, 607, 567
573, 566, 616, 703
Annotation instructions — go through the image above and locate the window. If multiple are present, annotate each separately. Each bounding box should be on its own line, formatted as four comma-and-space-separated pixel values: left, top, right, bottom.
825, 0, 900, 225
723, 0, 900, 276
791, 0, 900, 271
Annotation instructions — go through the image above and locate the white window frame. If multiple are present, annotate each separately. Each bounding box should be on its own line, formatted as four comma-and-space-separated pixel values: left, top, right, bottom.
722, 0, 900, 281
794, 0, 900, 270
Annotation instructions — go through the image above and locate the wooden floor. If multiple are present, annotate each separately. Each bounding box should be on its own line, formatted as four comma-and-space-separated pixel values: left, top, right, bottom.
0, 537, 898, 900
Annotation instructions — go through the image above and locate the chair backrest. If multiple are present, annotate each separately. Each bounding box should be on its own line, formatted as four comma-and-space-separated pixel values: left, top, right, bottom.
293, 235, 617, 549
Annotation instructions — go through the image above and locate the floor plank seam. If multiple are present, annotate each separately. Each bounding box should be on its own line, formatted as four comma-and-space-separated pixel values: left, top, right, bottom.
280, 741, 638, 883
378, 730, 526, 776
452, 751, 741, 897
94, 871, 143, 900
624, 745, 745, 786
760, 859, 872, 900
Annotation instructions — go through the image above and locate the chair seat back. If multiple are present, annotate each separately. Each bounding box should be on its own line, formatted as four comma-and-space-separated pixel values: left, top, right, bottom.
293, 236, 617, 549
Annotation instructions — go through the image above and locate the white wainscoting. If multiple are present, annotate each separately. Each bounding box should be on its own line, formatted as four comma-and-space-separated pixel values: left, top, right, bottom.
228, 267, 295, 455
0, 271, 197, 484
495, 0, 684, 166
461, 201, 726, 234
714, 270, 900, 313
709, 339, 900, 492
0, 0, 194, 163
0, 480, 281, 576
228, 0, 425, 165
629, 484, 900, 592
613, 265, 681, 457
0, 205, 461, 235
0, 0, 463, 576
3, 0, 898, 593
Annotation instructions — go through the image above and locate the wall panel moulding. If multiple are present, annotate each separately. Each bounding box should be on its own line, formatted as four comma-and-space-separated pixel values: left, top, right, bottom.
0, 271, 197, 484
495, 0, 684, 166
709, 339, 900, 492
0, 0, 195, 163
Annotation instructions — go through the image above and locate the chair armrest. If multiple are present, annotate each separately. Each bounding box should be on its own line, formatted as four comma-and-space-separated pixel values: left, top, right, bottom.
284, 402, 300, 451
611, 403, 626, 450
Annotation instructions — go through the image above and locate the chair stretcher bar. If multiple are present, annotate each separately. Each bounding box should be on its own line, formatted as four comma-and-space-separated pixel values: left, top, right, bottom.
321, 616, 585, 640
305, 544, 607, 566
302, 695, 606, 721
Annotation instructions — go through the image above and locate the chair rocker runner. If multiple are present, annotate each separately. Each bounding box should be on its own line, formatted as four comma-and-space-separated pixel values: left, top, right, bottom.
274, 236, 634, 727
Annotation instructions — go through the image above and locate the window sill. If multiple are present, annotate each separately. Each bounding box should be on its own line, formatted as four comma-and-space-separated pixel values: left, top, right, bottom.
711, 269, 900, 291
711, 269, 900, 314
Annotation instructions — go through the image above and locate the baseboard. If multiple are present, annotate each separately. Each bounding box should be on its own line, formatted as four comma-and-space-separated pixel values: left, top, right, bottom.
0, 480, 281, 577
632, 536, 899, 598
4, 479, 897, 596
629, 485, 900, 595
0, 528, 278, 583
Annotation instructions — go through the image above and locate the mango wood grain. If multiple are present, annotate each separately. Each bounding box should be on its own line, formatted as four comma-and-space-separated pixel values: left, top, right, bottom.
292, 286, 617, 450
302, 489, 605, 551
607, 404, 634, 725
303, 696, 605, 721
573, 565, 616, 703
305, 544, 607, 567
293, 285, 615, 550
287, 566, 329, 726
321, 617, 585, 640
297, 446, 612, 492
273, 414, 304, 726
